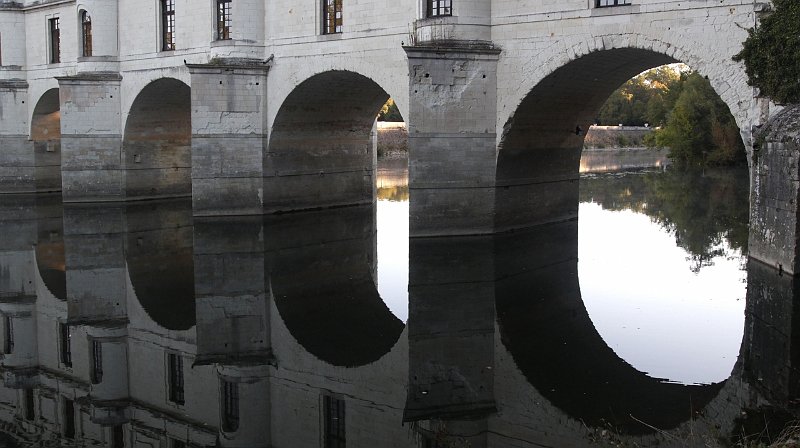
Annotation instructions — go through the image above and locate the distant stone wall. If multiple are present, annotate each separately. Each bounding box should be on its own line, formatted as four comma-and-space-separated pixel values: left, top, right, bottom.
377, 121, 408, 157
584, 125, 655, 149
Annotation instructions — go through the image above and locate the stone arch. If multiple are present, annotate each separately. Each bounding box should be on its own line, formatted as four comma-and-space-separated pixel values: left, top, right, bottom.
125, 200, 195, 331
30, 88, 62, 192
495, 42, 750, 232
268, 205, 405, 367
123, 78, 191, 200
494, 222, 730, 435
265, 70, 403, 212
497, 33, 754, 144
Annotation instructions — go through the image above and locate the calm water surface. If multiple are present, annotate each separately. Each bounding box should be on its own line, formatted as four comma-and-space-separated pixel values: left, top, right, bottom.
0, 157, 796, 447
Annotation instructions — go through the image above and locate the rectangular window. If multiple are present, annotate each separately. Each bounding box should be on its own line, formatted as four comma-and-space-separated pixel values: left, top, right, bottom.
216, 0, 232, 40
161, 0, 175, 51
49, 18, 60, 63
322, 0, 342, 34
221, 380, 239, 432
167, 353, 184, 405
81, 11, 92, 57
91, 339, 103, 384
24, 388, 34, 421
323, 395, 345, 448
170, 439, 186, 448
3, 314, 13, 355
595, 0, 631, 6
427, 0, 451, 17
59, 323, 71, 368
63, 398, 75, 439
113, 425, 125, 448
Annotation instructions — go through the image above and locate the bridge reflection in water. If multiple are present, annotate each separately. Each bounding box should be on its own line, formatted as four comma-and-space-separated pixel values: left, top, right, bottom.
0, 168, 795, 447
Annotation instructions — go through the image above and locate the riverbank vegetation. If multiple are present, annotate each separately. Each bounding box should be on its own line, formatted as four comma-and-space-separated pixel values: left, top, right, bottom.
597, 66, 746, 167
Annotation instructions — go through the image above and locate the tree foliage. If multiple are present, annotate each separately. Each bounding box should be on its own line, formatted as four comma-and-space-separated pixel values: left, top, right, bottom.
652, 73, 746, 166
378, 98, 403, 122
733, 0, 800, 104
596, 66, 683, 127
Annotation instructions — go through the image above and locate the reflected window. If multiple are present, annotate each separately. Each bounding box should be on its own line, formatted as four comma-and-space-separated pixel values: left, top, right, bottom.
91, 339, 103, 384
113, 425, 124, 448
24, 388, 34, 421
221, 379, 239, 432
596, 0, 631, 6
49, 18, 60, 63
81, 11, 92, 56
63, 398, 75, 439
3, 314, 13, 355
426, 0, 451, 17
161, 0, 175, 51
59, 322, 72, 368
167, 353, 184, 404
170, 439, 186, 448
216, 0, 231, 40
322, 0, 342, 34
323, 395, 345, 448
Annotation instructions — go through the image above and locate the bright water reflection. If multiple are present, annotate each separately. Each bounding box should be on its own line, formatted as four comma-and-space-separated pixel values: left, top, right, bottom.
376, 163, 749, 386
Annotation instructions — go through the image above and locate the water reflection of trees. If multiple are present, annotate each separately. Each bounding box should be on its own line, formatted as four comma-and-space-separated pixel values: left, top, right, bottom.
580, 167, 749, 272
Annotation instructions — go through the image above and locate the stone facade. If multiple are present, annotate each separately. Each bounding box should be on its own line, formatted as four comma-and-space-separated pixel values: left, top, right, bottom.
2, 0, 798, 269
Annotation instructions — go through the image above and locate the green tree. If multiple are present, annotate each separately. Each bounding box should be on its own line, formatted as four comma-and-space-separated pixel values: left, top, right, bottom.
597, 66, 682, 126
733, 0, 800, 104
378, 98, 403, 122
654, 73, 745, 166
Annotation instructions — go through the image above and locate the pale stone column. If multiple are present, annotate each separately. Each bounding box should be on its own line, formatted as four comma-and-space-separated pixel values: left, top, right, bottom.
193, 217, 271, 365
57, 73, 124, 202
187, 61, 269, 216
62, 204, 127, 324
748, 105, 800, 275
0, 80, 37, 193
404, 235, 496, 421
403, 46, 500, 237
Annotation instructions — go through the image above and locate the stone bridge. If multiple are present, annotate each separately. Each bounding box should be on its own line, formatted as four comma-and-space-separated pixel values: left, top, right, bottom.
0, 0, 796, 272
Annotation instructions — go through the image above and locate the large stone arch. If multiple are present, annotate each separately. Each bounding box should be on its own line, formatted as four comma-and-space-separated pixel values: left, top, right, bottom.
30, 88, 62, 192
267, 205, 405, 367
493, 221, 735, 435
125, 200, 195, 331
494, 38, 752, 232
265, 70, 405, 213
123, 78, 191, 200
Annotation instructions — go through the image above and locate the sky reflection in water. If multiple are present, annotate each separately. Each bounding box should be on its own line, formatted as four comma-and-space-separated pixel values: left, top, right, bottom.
377, 169, 747, 386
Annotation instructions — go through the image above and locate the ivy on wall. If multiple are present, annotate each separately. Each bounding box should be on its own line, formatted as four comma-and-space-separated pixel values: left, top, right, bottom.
733, 0, 800, 104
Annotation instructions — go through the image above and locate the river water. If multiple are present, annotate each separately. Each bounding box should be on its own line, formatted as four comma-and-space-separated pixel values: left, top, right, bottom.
0, 153, 795, 447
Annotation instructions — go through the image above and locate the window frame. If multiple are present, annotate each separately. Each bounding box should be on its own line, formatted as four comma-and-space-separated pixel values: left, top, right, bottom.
216, 0, 232, 40
81, 10, 92, 57
221, 379, 239, 432
49, 17, 61, 64
321, 0, 342, 35
161, 0, 176, 51
90, 339, 103, 384
167, 352, 185, 405
323, 394, 345, 448
59, 322, 72, 368
426, 0, 452, 18
3, 314, 13, 355
595, 0, 631, 7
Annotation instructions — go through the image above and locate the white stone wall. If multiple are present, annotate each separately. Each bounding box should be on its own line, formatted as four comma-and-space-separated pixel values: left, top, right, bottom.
0, 9, 26, 68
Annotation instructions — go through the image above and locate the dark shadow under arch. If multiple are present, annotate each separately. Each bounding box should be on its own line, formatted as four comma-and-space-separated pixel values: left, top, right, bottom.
126, 200, 195, 331
495, 220, 727, 434
30, 88, 62, 192
266, 70, 396, 212
269, 205, 405, 367
496, 48, 678, 233
123, 78, 191, 200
